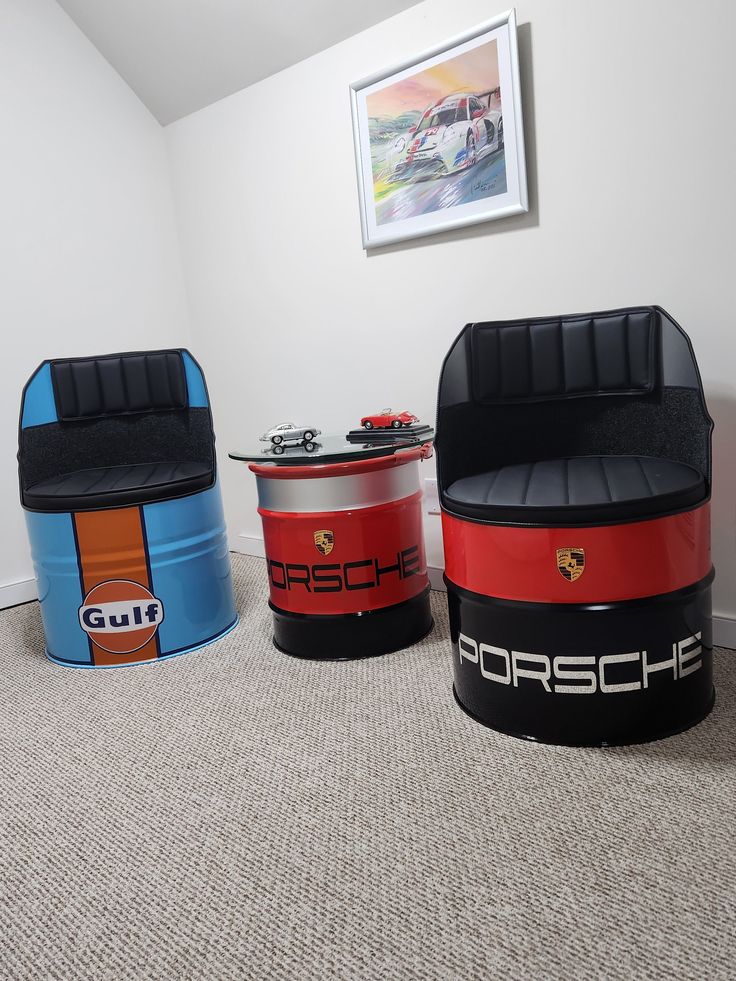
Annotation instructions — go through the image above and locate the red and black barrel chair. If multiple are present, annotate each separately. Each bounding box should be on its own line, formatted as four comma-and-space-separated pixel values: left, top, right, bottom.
19, 349, 237, 668
436, 306, 714, 745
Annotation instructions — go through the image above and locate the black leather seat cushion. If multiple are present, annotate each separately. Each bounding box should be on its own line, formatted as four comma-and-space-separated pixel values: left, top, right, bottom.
444, 455, 706, 525
24, 461, 213, 512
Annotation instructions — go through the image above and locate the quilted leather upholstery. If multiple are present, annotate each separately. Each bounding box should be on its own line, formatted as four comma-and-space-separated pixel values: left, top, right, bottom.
445, 455, 705, 525
24, 461, 212, 512
471, 309, 656, 403
19, 348, 215, 512
51, 351, 187, 421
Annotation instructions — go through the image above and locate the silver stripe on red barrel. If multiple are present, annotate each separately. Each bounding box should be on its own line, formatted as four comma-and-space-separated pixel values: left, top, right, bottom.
254, 461, 422, 513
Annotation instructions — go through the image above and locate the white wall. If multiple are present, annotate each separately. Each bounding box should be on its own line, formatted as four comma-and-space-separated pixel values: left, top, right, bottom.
166, 0, 736, 625
0, 0, 191, 603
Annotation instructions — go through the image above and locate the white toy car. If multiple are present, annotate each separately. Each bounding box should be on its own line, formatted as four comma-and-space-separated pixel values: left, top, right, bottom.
260, 422, 321, 448
389, 92, 502, 182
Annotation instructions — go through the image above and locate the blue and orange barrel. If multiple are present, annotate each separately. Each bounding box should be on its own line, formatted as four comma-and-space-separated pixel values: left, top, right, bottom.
19, 349, 237, 668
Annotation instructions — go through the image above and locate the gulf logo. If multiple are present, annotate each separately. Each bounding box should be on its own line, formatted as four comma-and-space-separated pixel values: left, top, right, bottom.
78, 579, 164, 655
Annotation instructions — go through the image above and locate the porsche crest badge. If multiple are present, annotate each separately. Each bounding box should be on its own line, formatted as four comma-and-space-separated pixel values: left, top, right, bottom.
314, 530, 334, 556
556, 547, 585, 582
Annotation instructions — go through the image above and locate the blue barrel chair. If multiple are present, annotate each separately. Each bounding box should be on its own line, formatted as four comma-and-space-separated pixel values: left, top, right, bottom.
19, 349, 238, 667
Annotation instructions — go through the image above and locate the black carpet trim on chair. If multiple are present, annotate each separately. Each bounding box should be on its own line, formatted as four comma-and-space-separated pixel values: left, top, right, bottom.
19, 409, 215, 511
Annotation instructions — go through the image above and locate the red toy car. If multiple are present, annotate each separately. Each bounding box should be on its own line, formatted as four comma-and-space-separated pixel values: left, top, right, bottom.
360, 408, 419, 430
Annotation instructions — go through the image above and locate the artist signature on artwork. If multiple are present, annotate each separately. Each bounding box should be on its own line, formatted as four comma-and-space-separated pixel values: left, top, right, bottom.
472, 178, 498, 195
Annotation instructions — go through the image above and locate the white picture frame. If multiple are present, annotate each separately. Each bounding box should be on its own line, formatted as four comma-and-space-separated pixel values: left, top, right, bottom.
350, 9, 528, 249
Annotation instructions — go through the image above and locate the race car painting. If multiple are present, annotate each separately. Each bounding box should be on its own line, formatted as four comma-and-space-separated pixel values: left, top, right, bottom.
388, 93, 503, 183
350, 12, 528, 247
360, 409, 419, 430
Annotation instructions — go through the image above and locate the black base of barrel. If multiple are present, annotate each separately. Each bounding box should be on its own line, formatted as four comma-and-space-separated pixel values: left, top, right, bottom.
270, 587, 433, 661
452, 686, 715, 747
448, 573, 714, 746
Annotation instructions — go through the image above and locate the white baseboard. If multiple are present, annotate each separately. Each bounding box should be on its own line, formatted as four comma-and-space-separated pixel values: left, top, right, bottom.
231, 533, 265, 557
0, 577, 38, 610
231, 533, 736, 651
712, 615, 736, 651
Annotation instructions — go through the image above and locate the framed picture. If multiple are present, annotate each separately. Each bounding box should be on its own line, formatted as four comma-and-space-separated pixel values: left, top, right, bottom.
350, 9, 528, 249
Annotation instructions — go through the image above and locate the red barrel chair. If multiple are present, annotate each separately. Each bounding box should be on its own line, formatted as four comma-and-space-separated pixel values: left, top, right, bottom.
436, 306, 713, 745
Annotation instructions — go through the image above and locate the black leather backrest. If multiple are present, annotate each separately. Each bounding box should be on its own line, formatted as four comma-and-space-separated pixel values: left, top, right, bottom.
435, 306, 713, 500
51, 351, 187, 421
471, 309, 657, 403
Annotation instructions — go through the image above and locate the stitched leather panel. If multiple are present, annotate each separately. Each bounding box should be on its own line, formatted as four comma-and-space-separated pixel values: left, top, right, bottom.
445, 455, 705, 525
471, 309, 656, 403
24, 461, 212, 512
51, 351, 187, 420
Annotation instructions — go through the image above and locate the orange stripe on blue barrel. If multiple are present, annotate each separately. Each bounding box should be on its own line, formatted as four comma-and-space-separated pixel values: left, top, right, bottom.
74, 507, 160, 667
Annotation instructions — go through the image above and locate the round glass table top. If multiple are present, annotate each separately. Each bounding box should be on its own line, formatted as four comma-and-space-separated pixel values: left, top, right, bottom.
229, 426, 434, 466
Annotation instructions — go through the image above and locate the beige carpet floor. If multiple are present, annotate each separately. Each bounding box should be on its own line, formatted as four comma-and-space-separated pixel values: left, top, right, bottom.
0, 553, 734, 980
